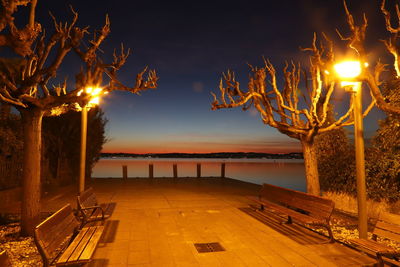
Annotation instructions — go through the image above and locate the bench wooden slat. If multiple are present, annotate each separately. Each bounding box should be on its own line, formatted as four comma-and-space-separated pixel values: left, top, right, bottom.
35, 204, 104, 267
251, 196, 327, 225
260, 184, 334, 219
350, 211, 400, 266
79, 226, 104, 260
35, 204, 80, 264
374, 227, 400, 243
77, 187, 116, 225
41, 214, 78, 255
373, 220, 400, 243
57, 227, 92, 264
350, 238, 396, 254
249, 183, 335, 242
69, 226, 99, 262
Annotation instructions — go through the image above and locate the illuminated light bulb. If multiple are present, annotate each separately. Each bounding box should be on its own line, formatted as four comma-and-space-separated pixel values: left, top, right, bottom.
324, 70, 330, 75
334, 61, 361, 79
89, 96, 100, 106
92, 88, 102, 96
364, 62, 369, 67
85, 87, 93, 94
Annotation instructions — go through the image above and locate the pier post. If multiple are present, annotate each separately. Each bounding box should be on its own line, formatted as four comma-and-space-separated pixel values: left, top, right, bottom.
122, 165, 127, 181
173, 164, 178, 180
221, 163, 225, 178
149, 164, 154, 180
197, 163, 201, 178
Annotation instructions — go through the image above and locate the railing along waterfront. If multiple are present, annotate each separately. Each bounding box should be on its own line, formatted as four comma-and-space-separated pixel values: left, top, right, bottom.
117, 162, 227, 181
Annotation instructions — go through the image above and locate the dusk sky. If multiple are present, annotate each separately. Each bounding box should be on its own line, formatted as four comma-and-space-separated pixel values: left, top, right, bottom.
34, 0, 388, 154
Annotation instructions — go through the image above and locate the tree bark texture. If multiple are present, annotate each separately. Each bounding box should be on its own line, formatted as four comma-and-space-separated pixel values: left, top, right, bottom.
20, 108, 44, 236
301, 139, 321, 196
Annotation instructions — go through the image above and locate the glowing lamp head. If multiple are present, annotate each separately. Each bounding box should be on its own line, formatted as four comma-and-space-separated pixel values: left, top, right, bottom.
334, 61, 362, 79
89, 96, 100, 106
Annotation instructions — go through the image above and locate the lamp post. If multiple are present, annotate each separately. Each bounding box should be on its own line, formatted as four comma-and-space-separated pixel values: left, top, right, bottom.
334, 61, 368, 239
78, 87, 103, 193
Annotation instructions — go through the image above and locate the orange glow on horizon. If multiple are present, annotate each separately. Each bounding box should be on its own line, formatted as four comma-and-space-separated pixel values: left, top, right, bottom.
102, 138, 302, 155
102, 146, 302, 154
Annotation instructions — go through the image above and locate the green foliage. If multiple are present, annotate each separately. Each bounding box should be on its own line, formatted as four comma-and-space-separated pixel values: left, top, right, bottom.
365, 72, 400, 202
42, 107, 107, 187
0, 104, 23, 190
315, 127, 356, 195
317, 71, 400, 202
0, 104, 107, 190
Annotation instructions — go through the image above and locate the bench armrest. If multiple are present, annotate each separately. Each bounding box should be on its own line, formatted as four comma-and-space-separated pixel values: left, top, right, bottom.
79, 206, 105, 227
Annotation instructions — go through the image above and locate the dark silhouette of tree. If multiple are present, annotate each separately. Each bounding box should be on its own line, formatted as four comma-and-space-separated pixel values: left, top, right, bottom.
314, 107, 355, 195
42, 107, 107, 187
0, 103, 23, 190
365, 71, 400, 202
0, 0, 158, 235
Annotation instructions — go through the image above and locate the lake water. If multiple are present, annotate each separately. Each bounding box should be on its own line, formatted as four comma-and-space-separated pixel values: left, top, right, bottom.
92, 158, 307, 192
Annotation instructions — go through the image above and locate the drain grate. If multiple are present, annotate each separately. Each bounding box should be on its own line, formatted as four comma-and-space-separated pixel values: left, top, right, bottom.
194, 242, 225, 253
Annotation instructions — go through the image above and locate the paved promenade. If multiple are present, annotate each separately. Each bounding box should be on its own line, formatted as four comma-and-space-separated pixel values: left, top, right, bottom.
41, 178, 375, 267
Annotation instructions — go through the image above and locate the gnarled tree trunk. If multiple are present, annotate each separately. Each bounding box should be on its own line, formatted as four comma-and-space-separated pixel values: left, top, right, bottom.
301, 139, 320, 196
20, 108, 44, 236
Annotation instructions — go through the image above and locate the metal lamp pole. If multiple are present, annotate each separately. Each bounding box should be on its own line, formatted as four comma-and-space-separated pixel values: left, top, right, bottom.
351, 82, 368, 239
79, 104, 88, 193
334, 61, 368, 239
78, 87, 103, 194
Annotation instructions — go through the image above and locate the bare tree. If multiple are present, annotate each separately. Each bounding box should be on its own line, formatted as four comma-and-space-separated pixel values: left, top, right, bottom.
0, 0, 158, 235
341, 0, 400, 115
212, 0, 400, 196
211, 32, 376, 195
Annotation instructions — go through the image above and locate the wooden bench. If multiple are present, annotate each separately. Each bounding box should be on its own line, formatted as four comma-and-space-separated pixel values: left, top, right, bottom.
34, 204, 104, 267
350, 212, 400, 267
247, 183, 335, 242
77, 187, 116, 225
0, 250, 11, 267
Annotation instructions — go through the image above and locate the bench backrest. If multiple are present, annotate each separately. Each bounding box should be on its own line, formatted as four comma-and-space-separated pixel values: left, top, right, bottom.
77, 187, 98, 209
373, 212, 400, 242
260, 183, 335, 220
34, 204, 80, 266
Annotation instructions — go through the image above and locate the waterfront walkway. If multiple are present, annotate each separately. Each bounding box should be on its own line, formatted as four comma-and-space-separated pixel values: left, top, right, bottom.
41, 178, 375, 267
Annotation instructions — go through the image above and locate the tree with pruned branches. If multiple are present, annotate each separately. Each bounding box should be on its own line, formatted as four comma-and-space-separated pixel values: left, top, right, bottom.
212, 33, 375, 195
0, 0, 158, 236
212, 0, 400, 196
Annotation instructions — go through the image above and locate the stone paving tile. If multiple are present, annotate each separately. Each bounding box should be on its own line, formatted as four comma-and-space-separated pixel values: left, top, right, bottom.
37, 178, 377, 267
127, 250, 151, 265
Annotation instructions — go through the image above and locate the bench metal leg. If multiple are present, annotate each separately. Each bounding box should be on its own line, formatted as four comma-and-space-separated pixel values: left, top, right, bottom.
376, 254, 384, 267
285, 216, 292, 224
259, 204, 264, 211
326, 225, 335, 243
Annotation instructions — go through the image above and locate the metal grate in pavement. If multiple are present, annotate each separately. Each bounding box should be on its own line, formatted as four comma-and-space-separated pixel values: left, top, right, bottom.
194, 242, 225, 253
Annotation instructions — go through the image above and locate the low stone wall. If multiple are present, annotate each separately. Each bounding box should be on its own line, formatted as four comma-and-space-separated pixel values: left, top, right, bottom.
0, 187, 21, 209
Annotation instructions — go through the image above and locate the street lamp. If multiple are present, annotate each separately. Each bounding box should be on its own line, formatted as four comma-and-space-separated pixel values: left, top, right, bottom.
78, 87, 104, 193
334, 60, 368, 239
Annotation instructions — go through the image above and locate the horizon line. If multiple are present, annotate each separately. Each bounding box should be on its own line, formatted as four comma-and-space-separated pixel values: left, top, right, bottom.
101, 151, 303, 155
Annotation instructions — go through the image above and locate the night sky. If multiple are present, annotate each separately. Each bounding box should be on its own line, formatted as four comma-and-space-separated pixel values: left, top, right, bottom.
32, 0, 388, 153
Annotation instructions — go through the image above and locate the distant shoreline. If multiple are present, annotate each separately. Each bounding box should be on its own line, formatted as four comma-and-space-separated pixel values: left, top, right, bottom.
100, 152, 303, 159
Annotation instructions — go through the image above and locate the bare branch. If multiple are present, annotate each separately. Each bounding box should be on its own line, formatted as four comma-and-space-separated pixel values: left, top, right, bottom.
381, 0, 400, 33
